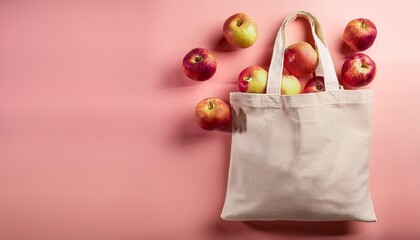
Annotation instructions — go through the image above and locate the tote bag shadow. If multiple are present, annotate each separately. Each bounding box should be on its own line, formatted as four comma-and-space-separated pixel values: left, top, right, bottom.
221, 11, 377, 222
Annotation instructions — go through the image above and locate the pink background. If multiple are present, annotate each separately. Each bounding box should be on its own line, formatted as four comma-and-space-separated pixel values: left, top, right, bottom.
1, 0, 420, 239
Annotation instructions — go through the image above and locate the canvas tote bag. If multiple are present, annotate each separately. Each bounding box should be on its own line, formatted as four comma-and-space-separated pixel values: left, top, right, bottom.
221, 11, 377, 222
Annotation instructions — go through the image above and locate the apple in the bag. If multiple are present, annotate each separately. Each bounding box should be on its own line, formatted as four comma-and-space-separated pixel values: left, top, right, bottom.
182, 48, 217, 81
195, 97, 231, 130
341, 53, 376, 88
302, 76, 325, 93
281, 75, 302, 95
284, 41, 318, 77
238, 66, 268, 93
223, 13, 258, 48
343, 18, 377, 51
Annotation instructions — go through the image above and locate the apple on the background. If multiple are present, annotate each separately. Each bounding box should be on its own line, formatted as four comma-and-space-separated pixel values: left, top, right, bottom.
343, 18, 377, 51
284, 41, 318, 77
341, 53, 376, 88
182, 48, 216, 81
223, 13, 258, 48
195, 97, 231, 130
238, 66, 268, 93
281, 75, 302, 95
302, 76, 325, 93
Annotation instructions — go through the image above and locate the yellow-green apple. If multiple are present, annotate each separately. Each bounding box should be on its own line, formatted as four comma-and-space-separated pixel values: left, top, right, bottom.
302, 76, 325, 93
281, 75, 302, 95
195, 97, 231, 130
183, 48, 216, 81
223, 13, 258, 48
343, 18, 377, 51
341, 53, 376, 88
238, 66, 267, 93
284, 41, 318, 77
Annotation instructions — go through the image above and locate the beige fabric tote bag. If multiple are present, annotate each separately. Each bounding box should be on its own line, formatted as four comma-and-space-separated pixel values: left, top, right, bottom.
221, 11, 377, 222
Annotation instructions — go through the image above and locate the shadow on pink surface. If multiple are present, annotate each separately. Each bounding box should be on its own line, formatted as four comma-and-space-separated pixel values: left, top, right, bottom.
175, 115, 210, 146
171, 109, 232, 149
212, 36, 238, 52
208, 220, 358, 238
245, 220, 357, 236
340, 41, 354, 56
162, 62, 200, 88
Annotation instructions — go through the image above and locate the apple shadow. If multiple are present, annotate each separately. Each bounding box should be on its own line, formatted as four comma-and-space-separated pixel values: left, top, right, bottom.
160, 61, 203, 88
340, 41, 354, 57
212, 35, 238, 52
173, 110, 233, 147
172, 114, 210, 147
218, 118, 233, 133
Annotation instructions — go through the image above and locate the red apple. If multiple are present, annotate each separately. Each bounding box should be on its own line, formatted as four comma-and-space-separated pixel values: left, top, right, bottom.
238, 66, 267, 93
343, 18, 377, 51
302, 76, 325, 93
341, 53, 376, 88
182, 48, 217, 81
195, 97, 231, 130
223, 13, 258, 48
284, 41, 318, 77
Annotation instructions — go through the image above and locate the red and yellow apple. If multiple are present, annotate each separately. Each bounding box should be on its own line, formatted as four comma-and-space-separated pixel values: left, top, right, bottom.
343, 18, 377, 51
284, 41, 318, 77
223, 13, 258, 48
281, 75, 302, 95
302, 76, 325, 93
195, 97, 231, 130
341, 53, 376, 88
182, 48, 217, 81
238, 66, 267, 93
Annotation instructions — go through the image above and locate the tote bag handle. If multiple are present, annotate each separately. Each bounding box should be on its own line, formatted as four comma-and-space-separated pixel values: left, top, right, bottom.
266, 11, 340, 94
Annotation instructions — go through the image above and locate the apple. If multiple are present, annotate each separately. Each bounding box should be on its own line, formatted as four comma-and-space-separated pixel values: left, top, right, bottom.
238, 66, 268, 93
223, 13, 258, 48
302, 76, 325, 93
284, 41, 318, 77
182, 47, 217, 81
343, 18, 377, 51
281, 75, 302, 95
195, 97, 231, 130
341, 53, 376, 88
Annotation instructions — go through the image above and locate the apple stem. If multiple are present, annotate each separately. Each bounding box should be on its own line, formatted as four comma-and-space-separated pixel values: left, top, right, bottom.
244, 77, 253, 82
361, 19, 367, 28
236, 20, 242, 27
316, 81, 323, 90
194, 56, 202, 62
208, 100, 214, 110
